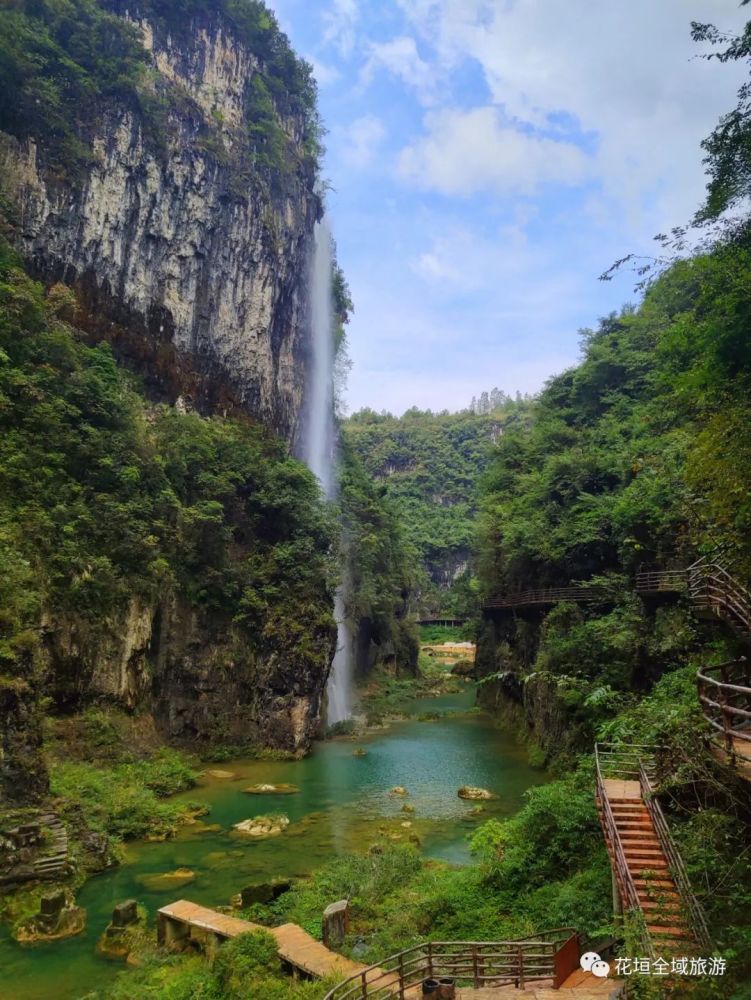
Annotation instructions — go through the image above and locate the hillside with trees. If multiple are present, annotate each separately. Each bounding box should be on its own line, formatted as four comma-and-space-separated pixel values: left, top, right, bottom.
343, 397, 530, 616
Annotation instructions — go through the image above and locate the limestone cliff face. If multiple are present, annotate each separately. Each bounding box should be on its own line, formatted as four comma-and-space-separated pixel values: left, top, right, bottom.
0, 3, 335, 782
0, 5, 318, 445
42, 592, 331, 755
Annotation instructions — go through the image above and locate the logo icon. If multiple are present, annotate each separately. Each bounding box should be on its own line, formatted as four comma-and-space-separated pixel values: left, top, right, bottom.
580, 951, 611, 978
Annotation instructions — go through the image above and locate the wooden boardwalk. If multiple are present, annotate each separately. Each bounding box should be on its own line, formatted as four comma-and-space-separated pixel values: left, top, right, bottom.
158, 900, 367, 980
710, 736, 751, 782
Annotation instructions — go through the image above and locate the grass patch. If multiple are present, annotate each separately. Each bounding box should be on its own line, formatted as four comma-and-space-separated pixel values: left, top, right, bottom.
50, 748, 199, 841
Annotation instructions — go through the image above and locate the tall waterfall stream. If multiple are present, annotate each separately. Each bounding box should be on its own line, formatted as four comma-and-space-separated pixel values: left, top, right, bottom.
305, 217, 352, 724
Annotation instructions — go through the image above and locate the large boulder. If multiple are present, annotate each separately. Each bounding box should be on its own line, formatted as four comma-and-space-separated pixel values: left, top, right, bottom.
232, 815, 290, 839
457, 786, 495, 800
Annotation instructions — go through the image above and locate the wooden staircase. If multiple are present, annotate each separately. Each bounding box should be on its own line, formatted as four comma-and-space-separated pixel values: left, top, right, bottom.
595, 745, 711, 958
604, 782, 691, 952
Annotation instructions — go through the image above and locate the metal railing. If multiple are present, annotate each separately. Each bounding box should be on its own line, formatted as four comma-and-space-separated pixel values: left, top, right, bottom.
697, 658, 751, 763
483, 586, 610, 611
594, 744, 654, 958
639, 763, 712, 953
322, 930, 579, 1000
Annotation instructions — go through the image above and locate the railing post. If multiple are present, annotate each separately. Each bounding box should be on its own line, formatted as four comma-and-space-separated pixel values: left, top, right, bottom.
472, 946, 479, 988
518, 945, 525, 989
398, 952, 405, 1000
427, 941, 433, 981
360, 969, 367, 1000
719, 662, 734, 756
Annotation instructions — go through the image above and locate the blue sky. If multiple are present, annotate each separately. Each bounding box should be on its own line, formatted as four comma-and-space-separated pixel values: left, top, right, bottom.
269, 0, 748, 415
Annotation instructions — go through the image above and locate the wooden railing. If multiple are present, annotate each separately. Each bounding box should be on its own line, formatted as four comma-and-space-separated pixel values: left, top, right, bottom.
635, 569, 688, 594
483, 586, 610, 611
322, 930, 579, 999
594, 744, 653, 958
638, 763, 712, 953
688, 558, 751, 638
596, 742, 656, 782
697, 658, 751, 763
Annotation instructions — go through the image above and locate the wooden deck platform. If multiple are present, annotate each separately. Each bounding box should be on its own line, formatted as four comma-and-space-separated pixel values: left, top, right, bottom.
456, 972, 622, 999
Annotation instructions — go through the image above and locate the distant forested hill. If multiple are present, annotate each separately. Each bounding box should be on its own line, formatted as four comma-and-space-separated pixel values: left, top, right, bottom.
342, 397, 530, 615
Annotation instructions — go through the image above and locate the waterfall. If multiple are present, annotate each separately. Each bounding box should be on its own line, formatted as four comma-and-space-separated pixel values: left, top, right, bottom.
305, 217, 353, 724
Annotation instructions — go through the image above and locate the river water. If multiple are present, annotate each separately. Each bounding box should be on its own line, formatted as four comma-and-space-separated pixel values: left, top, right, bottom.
0, 686, 547, 1000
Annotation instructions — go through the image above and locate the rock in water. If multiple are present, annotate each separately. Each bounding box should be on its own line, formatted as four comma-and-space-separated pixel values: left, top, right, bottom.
457, 786, 495, 800
244, 783, 299, 795
389, 786, 408, 796
15, 891, 86, 942
205, 770, 236, 780
232, 815, 290, 839
97, 900, 147, 961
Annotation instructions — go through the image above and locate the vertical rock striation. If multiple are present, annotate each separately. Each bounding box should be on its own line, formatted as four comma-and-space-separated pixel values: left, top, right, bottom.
0, 2, 319, 445
0, 0, 335, 787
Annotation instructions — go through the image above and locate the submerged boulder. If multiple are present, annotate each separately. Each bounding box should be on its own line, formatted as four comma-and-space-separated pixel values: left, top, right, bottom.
389, 786, 408, 796
137, 867, 196, 892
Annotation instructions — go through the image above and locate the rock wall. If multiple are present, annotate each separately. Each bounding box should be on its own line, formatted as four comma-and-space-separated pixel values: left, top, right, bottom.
42, 590, 332, 756
0, 6, 318, 445
0, 3, 335, 795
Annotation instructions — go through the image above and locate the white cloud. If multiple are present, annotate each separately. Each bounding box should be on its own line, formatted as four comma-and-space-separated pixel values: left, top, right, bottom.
394, 0, 748, 228
410, 224, 529, 292
338, 114, 387, 168
361, 35, 437, 104
322, 0, 360, 56
398, 107, 591, 196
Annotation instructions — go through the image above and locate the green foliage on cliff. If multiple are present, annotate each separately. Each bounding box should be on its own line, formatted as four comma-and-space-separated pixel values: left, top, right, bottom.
343, 401, 530, 615
0, 0, 319, 176
476, 239, 751, 748
0, 236, 335, 694
338, 439, 419, 676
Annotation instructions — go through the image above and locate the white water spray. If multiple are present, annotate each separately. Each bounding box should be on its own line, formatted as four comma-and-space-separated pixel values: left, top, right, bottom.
305, 218, 353, 724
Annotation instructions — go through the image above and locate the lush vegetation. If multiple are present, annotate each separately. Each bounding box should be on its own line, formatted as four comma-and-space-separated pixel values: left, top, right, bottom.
469, 18, 751, 991
0, 0, 320, 176
475, 243, 751, 749
0, 235, 335, 801
87, 929, 335, 1000
337, 439, 419, 678
343, 401, 530, 617
45, 709, 201, 840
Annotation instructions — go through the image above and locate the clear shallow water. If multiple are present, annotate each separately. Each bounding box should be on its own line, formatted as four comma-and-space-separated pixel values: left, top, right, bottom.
0, 685, 547, 1000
